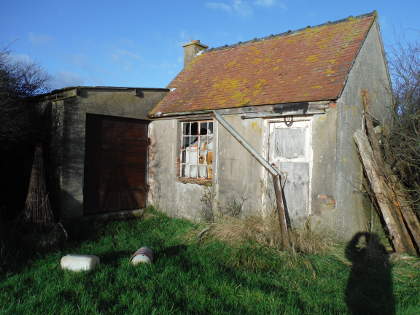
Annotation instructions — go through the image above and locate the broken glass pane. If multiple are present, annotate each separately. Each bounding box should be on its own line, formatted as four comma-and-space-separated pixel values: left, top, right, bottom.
179, 120, 214, 179
191, 122, 198, 135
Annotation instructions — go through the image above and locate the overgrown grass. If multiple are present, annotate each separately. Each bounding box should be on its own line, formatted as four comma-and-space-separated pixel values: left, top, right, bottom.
201, 214, 334, 254
1, 208, 419, 314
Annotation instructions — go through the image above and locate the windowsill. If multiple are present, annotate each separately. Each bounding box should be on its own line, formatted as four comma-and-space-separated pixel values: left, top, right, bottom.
177, 177, 213, 186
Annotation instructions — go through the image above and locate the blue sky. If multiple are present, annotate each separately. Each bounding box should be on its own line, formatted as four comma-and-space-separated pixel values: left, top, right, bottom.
1, 0, 419, 90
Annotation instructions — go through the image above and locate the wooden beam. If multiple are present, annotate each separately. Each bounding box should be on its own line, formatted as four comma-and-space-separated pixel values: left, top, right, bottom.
154, 101, 331, 118
273, 174, 291, 249
212, 110, 280, 176
361, 90, 419, 254
213, 110, 291, 250
354, 129, 417, 255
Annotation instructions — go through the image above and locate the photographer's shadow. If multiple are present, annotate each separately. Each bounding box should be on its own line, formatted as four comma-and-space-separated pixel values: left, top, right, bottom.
345, 232, 395, 315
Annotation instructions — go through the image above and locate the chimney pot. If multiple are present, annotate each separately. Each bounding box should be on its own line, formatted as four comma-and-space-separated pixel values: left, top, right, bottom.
182, 40, 208, 67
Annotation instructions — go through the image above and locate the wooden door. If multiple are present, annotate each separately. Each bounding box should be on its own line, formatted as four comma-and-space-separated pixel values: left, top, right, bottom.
84, 114, 149, 214
269, 120, 312, 223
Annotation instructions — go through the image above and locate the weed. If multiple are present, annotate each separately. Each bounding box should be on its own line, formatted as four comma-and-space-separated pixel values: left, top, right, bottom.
202, 212, 333, 255
200, 187, 215, 222
221, 197, 246, 218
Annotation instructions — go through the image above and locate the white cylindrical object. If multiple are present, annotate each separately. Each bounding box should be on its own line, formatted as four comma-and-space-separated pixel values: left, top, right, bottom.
131, 254, 152, 265
60, 254, 100, 272
130, 246, 153, 265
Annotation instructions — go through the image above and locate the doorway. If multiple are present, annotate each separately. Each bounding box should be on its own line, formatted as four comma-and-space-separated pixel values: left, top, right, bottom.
268, 119, 312, 223
84, 114, 149, 214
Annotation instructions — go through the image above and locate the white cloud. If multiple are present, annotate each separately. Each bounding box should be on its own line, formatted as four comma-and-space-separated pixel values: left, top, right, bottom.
254, 0, 286, 9
232, 0, 253, 16
206, 0, 252, 17
111, 49, 141, 61
110, 49, 142, 72
205, 0, 285, 16
206, 2, 232, 12
51, 71, 84, 90
28, 32, 53, 45
254, 0, 274, 6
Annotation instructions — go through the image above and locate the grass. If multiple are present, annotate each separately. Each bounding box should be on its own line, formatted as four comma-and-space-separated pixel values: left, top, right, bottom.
1, 208, 419, 315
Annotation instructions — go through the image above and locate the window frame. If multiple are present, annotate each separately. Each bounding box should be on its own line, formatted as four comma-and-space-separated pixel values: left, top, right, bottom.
177, 119, 215, 185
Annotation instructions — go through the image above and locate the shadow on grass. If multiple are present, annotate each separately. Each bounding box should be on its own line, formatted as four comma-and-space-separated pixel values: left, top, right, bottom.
345, 232, 395, 315
0, 220, 66, 276
0, 218, 105, 277
158, 244, 187, 259
100, 250, 132, 266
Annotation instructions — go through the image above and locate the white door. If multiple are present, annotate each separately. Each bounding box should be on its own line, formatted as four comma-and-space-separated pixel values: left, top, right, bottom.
269, 120, 312, 224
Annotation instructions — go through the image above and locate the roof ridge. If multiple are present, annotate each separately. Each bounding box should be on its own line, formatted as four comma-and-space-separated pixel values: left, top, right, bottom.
206, 11, 376, 53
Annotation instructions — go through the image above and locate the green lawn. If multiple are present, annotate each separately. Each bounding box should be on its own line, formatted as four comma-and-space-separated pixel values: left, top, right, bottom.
1, 209, 419, 314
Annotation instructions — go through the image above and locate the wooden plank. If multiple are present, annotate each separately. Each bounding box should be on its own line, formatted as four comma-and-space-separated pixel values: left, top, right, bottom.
354, 129, 417, 255
361, 92, 419, 254
156, 101, 330, 118
273, 174, 290, 250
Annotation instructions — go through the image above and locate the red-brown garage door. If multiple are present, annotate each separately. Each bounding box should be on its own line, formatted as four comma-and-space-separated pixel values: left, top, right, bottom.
84, 114, 149, 214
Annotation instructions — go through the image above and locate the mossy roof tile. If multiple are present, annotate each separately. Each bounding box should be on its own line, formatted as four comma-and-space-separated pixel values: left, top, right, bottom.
150, 12, 376, 115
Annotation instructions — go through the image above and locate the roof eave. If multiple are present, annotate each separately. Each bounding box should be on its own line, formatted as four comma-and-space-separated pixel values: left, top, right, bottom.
149, 100, 335, 119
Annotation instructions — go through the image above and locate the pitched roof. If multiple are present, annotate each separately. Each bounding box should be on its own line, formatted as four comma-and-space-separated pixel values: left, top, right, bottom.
150, 12, 376, 116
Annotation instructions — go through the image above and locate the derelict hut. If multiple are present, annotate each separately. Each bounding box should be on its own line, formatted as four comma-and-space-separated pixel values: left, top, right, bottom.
40, 86, 168, 219
148, 12, 392, 239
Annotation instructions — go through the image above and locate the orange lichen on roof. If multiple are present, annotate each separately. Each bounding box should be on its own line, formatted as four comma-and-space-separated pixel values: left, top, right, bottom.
151, 12, 376, 115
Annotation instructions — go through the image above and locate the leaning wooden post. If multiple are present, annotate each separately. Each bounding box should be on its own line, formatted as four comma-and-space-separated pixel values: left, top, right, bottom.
272, 174, 290, 249
212, 111, 291, 250
364, 110, 420, 252
361, 91, 419, 255
354, 130, 417, 255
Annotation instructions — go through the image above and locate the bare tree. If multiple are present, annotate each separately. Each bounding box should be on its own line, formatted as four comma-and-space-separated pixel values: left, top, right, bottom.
384, 41, 420, 216
0, 49, 50, 149
0, 48, 50, 97
1, 49, 53, 271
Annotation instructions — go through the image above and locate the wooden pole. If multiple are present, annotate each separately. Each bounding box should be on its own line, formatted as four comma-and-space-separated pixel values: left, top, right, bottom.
213, 111, 291, 249
365, 109, 420, 251
361, 91, 419, 254
272, 174, 290, 249
354, 130, 417, 255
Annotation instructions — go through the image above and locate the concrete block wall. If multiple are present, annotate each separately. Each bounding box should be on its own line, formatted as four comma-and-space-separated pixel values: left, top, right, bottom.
46, 88, 168, 218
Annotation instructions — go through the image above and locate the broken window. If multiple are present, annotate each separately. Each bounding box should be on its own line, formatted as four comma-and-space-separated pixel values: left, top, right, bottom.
180, 120, 214, 179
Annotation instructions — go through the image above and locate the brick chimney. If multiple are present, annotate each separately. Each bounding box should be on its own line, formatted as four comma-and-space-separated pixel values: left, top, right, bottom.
182, 40, 208, 67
